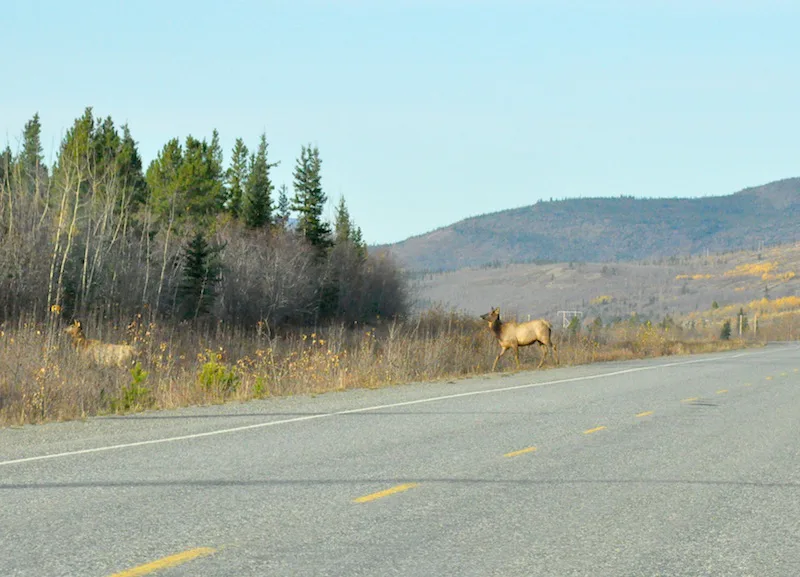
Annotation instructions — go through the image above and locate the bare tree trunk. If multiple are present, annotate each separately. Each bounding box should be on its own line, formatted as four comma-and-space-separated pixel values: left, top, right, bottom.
142, 204, 152, 304
78, 178, 97, 315
156, 192, 178, 313
47, 170, 73, 313
56, 167, 83, 312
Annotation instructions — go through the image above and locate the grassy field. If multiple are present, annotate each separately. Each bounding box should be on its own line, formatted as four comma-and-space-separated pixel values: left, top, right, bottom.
1, 306, 781, 428
412, 242, 800, 323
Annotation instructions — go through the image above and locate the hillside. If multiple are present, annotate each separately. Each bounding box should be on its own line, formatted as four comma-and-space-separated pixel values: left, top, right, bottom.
376, 177, 800, 272
410, 242, 800, 327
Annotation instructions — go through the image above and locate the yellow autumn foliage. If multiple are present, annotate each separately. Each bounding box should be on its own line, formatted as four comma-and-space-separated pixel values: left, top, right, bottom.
724, 262, 777, 278
591, 295, 613, 305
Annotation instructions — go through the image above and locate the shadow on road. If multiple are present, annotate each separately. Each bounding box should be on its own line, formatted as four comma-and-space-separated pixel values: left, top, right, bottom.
2, 477, 798, 490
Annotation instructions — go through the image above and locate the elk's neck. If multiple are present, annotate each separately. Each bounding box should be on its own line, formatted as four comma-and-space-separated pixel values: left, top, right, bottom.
489, 318, 504, 336
71, 333, 89, 349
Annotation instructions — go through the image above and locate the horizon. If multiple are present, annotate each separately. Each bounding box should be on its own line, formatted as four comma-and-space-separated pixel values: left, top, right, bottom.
4, 1, 799, 245
374, 174, 800, 246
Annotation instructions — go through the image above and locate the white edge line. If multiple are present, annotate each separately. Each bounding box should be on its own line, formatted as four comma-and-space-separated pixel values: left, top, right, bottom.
0, 346, 791, 467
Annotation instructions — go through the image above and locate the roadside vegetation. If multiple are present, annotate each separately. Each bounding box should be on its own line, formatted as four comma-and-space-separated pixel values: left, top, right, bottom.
3, 304, 793, 427
1, 110, 797, 427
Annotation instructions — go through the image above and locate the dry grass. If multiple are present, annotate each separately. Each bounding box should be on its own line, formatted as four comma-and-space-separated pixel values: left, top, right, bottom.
0, 308, 784, 428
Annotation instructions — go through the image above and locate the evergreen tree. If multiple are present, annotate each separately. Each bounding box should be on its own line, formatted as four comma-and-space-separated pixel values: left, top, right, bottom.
292, 144, 331, 251
334, 196, 352, 245
146, 133, 224, 226
243, 133, 275, 229
0, 146, 12, 190
225, 138, 249, 218
181, 134, 224, 221
177, 231, 223, 319
51, 107, 95, 208
333, 195, 367, 259
146, 138, 183, 224
116, 124, 148, 207
20, 113, 44, 169
720, 319, 732, 340
93, 116, 120, 172
275, 183, 291, 229
19, 113, 47, 196
208, 129, 225, 210
350, 225, 367, 260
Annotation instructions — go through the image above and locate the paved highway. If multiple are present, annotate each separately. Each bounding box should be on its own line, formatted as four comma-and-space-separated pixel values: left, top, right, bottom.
2, 344, 799, 576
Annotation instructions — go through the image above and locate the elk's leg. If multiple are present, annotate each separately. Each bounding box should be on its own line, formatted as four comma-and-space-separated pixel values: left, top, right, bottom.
492, 346, 509, 371
514, 345, 520, 369
537, 343, 546, 368
552, 341, 559, 365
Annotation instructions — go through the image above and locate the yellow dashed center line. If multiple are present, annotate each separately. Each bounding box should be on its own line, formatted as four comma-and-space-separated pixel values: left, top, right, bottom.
681, 397, 699, 403
780, 372, 787, 377
583, 426, 606, 435
765, 376, 773, 380
354, 483, 418, 503
743, 383, 752, 387
504, 446, 537, 458
794, 369, 799, 373
107, 547, 216, 577
716, 389, 728, 394
636, 411, 654, 418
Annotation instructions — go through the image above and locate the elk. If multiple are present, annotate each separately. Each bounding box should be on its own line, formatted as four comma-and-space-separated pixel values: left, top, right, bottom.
64, 320, 137, 368
481, 307, 559, 371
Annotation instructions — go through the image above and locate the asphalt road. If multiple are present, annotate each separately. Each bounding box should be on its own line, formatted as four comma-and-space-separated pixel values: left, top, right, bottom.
2, 344, 799, 577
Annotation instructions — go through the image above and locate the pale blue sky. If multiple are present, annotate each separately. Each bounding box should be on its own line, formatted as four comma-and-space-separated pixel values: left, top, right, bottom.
3, 1, 799, 244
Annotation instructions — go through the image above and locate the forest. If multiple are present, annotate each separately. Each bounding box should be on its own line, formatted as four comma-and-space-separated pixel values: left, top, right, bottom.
0, 109, 407, 329
0, 110, 769, 427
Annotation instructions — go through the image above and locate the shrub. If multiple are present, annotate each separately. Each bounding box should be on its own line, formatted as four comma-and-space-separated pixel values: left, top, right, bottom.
198, 350, 239, 395
112, 362, 153, 412
720, 320, 732, 341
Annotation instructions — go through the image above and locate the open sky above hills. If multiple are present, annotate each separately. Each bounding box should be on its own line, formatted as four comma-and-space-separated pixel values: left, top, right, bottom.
3, 1, 800, 245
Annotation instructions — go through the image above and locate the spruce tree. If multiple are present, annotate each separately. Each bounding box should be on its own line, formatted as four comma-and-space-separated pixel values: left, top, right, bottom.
720, 319, 732, 340
208, 129, 225, 211
275, 183, 291, 229
146, 133, 224, 226
333, 196, 367, 259
350, 225, 367, 260
226, 138, 249, 218
181, 134, 223, 220
334, 196, 352, 245
0, 146, 12, 190
178, 231, 222, 319
116, 124, 148, 207
291, 144, 331, 251
19, 113, 47, 196
243, 134, 275, 229
93, 116, 120, 173
52, 107, 95, 200
146, 138, 183, 224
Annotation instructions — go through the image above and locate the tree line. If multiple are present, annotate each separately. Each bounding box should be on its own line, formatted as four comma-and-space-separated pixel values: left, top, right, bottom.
0, 109, 407, 328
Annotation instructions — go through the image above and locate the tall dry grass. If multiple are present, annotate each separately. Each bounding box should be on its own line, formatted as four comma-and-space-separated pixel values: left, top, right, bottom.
0, 308, 782, 427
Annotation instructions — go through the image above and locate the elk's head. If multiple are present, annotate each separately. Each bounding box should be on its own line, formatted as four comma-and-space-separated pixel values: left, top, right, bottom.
65, 320, 84, 338
480, 307, 500, 326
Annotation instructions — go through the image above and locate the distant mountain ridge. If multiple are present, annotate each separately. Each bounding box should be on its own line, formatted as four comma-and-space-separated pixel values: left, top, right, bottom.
374, 177, 800, 272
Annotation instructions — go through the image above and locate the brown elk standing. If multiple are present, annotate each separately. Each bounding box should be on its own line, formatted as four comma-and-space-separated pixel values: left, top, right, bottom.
64, 320, 137, 368
481, 307, 559, 371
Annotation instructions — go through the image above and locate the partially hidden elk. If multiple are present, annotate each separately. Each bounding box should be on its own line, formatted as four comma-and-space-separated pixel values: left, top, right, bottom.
480, 307, 559, 371
64, 320, 137, 368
